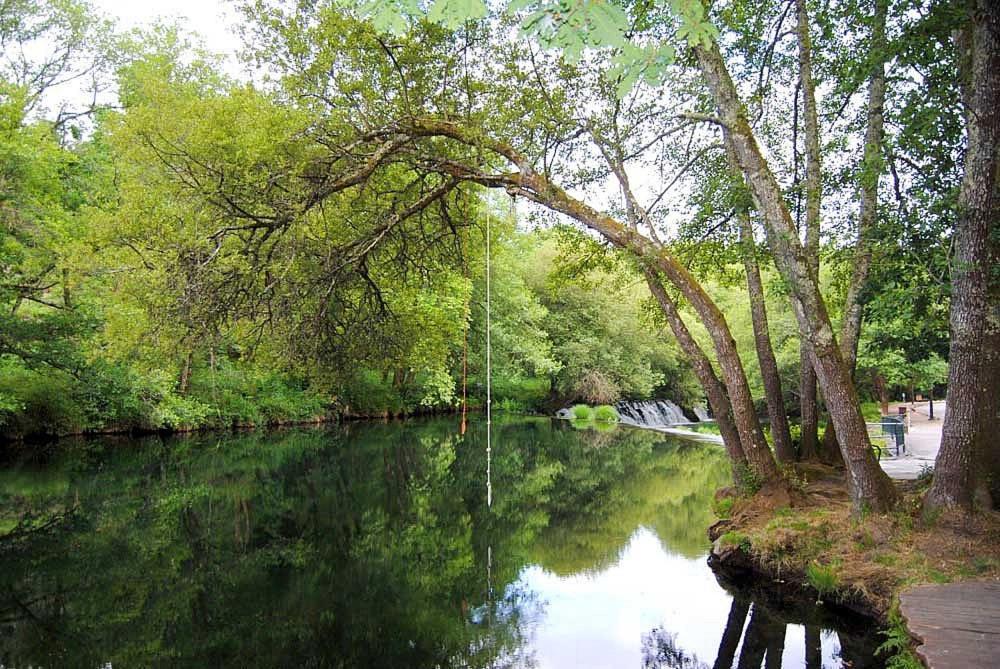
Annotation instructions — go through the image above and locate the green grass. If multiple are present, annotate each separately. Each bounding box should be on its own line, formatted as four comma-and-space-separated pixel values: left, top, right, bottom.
571, 404, 594, 420
712, 496, 734, 518
805, 561, 840, 598
719, 531, 751, 551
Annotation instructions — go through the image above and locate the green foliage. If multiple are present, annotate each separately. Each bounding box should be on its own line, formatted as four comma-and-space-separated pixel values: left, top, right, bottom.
719, 531, 751, 551
805, 562, 840, 599
877, 605, 923, 669
0, 364, 86, 436
711, 495, 734, 519
151, 393, 213, 430
593, 404, 619, 423
571, 404, 593, 420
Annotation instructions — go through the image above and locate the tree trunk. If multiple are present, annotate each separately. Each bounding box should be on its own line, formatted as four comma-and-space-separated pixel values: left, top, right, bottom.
725, 135, 796, 464
605, 135, 752, 477
61, 268, 72, 309
644, 268, 747, 473
820, 0, 889, 464
925, 0, 1000, 513
409, 119, 781, 485
873, 372, 889, 416
739, 215, 796, 463
795, 0, 823, 463
799, 349, 820, 459
531, 188, 780, 483
178, 351, 193, 395
693, 38, 898, 512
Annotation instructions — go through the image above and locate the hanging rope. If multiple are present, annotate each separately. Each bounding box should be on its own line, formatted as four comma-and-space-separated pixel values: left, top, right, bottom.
485, 203, 492, 508
460, 212, 469, 436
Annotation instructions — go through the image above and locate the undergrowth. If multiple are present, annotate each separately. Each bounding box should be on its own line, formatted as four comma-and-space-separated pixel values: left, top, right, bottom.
876, 605, 923, 669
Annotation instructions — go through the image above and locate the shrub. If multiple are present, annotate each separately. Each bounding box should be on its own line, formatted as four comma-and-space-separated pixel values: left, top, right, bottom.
571, 404, 593, 420
0, 365, 86, 437
593, 404, 619, 423
497, 398, 527, 413
152, 394, 213, 430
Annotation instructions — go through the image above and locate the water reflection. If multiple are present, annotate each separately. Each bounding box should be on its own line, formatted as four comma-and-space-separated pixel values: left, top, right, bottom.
0, 418, 884, 668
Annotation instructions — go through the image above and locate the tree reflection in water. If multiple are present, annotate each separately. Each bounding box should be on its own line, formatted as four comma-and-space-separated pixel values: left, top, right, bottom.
642, 626, 710, 669
0, 417, 885, 668
700, 573, 885, 669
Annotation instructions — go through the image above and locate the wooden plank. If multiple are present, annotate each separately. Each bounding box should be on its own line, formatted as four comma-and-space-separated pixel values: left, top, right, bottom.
900, 582, 1000, 669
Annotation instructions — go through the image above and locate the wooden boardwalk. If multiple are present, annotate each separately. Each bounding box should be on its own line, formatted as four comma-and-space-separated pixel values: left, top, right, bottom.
899, 581, 1000, 668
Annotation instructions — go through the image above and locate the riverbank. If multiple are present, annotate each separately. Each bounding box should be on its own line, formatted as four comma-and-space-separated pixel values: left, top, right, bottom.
707, 464, 1000, 661
0, 404, 478, 451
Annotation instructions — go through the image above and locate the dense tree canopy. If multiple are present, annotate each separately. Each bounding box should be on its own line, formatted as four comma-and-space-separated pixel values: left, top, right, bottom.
1, 0, 994, 515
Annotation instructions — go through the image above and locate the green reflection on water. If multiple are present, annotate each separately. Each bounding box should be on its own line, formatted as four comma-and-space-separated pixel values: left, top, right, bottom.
0, 418, 751, 669
1, 418, 726, 667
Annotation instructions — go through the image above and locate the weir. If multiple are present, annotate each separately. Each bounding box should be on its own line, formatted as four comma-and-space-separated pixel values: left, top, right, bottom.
615, 399, 698, 428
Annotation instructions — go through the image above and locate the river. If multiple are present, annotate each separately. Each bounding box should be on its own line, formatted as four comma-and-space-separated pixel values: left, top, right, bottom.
0, 417, 884, 667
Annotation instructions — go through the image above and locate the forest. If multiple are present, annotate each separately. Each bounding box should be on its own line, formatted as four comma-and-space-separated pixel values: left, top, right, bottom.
2, 0, 999, 666
1, 0, 997, 519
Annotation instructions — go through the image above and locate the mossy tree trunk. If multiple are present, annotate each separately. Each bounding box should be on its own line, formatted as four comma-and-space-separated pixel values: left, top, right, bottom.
643, 268, 747, 475
692, 35, 898, 511
819, 0, 889, 466
925, 0, 1000, 513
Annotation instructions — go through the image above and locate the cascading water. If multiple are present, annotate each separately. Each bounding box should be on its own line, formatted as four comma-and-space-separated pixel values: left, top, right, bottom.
555, 399, 722, 444
556, 399, 708, 427
615, 399, 693, 428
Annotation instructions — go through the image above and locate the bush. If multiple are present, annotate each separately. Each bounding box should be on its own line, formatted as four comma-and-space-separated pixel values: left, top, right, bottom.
593, 404, 619, 423
497, 397, 526, 413
571, 404, 593, 420
339, 369, 407, 416
0, 364, 86, 437
152, 394, 214, 430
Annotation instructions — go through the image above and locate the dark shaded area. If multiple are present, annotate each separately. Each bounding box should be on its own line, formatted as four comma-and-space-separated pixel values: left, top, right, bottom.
710, 565, 886, 668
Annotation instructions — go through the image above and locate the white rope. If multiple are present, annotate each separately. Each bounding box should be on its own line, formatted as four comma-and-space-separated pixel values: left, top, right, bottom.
486, 205, 492, 508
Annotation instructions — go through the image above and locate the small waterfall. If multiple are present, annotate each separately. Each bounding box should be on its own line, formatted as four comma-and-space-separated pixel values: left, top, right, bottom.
692, 406, 711, 422
614, 399, 694, 428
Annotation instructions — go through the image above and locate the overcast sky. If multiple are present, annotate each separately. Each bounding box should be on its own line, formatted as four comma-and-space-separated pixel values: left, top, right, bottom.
92, 0, 243, 60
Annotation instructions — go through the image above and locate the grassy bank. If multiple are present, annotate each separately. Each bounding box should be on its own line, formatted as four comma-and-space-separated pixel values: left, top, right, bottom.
708, 464, 1000, 666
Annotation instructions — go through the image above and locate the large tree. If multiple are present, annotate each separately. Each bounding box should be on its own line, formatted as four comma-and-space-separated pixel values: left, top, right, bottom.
365, 0, 898, 509
924, 0, 1000, 513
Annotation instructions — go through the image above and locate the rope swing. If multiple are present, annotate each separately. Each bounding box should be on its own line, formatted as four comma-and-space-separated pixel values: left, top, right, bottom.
481, 193, 516, 509
485, 202, 493, 508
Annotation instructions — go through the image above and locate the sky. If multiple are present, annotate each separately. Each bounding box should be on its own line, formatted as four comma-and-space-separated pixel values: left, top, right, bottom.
53, 1, 678, 235
92, 0, 243, 61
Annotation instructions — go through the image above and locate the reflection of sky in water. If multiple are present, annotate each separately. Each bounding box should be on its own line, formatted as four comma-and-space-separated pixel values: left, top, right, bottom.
510, 527, 843, 669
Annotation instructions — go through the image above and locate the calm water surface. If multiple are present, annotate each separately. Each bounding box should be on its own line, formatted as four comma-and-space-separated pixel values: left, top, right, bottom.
0, 417, 884, 668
